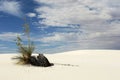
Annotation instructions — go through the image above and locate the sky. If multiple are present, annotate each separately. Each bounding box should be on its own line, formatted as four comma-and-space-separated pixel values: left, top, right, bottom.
0, 0, 120, 54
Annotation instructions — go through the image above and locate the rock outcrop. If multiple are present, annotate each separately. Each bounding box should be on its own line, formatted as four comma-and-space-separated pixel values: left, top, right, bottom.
29, 54, 53, 67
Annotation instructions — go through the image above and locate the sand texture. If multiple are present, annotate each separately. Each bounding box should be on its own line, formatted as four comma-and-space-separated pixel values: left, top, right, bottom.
0, 50, 120, 80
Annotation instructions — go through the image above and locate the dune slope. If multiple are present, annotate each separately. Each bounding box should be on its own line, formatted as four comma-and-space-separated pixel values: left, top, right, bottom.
0, 50, 120, 80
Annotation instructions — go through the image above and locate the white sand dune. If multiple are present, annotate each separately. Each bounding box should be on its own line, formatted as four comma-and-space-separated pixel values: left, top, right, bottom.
0, 50, 120, 80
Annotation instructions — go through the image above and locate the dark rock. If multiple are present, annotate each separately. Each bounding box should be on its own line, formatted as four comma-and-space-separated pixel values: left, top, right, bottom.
37, 54, 53, 67
29, 56, 39, 66
29, 54, 54, 67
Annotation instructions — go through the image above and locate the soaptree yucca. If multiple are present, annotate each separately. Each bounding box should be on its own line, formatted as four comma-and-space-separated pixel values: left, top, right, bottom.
13, 18, 53, 67
14, 19, 35, 64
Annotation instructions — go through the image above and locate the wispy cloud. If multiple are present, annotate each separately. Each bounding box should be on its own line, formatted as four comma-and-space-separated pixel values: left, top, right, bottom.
32, 0, 120, 53
0, 45, 8, 49
26, 12, 36, 17
34, 0, 112, 26
0, 32, 22, 42
0, 0, 23, 17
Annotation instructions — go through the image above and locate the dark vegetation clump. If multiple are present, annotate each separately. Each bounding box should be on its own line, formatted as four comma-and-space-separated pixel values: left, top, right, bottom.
13, 18, 53, 67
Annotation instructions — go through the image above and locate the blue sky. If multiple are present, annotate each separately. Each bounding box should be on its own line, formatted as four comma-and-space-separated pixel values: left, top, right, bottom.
0, 0, 120, 53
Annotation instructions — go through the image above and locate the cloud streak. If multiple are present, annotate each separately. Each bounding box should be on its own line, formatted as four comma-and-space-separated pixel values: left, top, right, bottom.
0, 32, 22, 42
35, 0, 112, 26
0, 0, 23, 17
27, 12, 36, 17
32, 0, 120, 53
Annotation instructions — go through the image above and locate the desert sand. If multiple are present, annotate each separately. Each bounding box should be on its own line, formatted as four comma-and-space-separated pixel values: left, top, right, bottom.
0, 50, 120, 80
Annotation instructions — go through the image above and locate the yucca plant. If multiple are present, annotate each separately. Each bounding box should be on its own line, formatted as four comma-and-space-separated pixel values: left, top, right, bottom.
13, 18, 53, 67
14, 19, 35, 64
